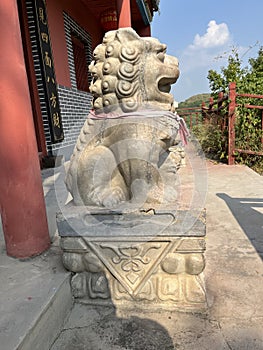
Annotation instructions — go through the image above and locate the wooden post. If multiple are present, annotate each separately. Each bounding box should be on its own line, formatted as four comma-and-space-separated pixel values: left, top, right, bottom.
207, 96, 214, 124
218, 91, 223, 110
0, 0, 50, 257
209, 96, 214, 109
201, 102, 206, 123
228, 82, 236, 165
190, 114, 193, 130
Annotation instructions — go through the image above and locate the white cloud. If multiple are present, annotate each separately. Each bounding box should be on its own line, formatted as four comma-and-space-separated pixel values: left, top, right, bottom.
191, 20, 230, 49
178, 20, 232, 73
179, 46, 228, 74
172, 20, 232, 100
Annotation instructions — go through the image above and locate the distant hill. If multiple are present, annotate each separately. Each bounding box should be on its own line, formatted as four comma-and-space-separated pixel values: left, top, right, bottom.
178, 93, 211, 108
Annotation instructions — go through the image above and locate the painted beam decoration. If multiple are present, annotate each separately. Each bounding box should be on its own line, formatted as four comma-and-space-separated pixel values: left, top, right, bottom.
34, 0, 64, 143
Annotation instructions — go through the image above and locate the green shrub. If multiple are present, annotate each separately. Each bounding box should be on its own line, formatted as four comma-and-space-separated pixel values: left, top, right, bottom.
192, 123, 228, 162
206, 46, 263, 173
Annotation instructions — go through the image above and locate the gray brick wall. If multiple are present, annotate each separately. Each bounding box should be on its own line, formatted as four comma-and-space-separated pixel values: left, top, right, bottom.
52, 12, 93, 156
54, 85, 92, 155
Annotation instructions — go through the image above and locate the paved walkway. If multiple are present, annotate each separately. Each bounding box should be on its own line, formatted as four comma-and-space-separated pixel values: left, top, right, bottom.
0, 160, 263, 349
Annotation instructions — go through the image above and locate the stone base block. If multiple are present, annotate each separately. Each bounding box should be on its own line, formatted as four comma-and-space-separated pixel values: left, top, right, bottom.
57, 207, 207, 312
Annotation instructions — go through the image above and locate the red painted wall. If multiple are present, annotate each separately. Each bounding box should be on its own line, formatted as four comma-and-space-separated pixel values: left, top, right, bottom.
46, 0, 103, 88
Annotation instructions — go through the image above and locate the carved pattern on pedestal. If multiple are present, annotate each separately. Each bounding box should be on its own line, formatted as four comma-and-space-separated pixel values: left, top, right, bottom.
156, 274, 205, 305
60, 235, 207, 310
87, 241, 171, 296
113, 278, 156, 301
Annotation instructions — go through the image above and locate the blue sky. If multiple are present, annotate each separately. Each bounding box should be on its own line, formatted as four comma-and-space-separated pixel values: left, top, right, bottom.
151, 0, 263, 102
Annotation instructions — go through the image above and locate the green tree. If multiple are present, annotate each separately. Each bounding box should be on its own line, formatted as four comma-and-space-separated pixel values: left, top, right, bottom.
245, 47, 263, 93
207, 48, 247, 95
198, 47, 263, 173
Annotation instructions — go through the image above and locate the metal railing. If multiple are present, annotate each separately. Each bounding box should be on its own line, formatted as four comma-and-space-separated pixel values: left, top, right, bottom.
177, 82, 263, 165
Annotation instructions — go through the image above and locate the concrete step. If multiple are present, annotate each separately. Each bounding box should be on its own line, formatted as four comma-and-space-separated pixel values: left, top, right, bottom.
0, 242, 72, 350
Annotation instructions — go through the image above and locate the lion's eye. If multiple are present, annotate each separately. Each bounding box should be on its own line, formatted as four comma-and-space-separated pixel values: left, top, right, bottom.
157, 52, 165, 62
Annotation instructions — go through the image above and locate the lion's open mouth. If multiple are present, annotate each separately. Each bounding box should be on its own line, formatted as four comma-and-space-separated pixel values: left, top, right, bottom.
158, 77, 177, 93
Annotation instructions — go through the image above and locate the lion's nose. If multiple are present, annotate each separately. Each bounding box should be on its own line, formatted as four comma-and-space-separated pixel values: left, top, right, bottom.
164, 55, 179, 68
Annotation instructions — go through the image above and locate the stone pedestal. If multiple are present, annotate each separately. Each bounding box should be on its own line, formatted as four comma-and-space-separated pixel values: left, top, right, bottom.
57, 206, 207, 312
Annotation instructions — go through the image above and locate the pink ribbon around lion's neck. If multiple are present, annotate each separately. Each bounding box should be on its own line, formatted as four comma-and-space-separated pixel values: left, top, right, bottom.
88, 108, 190, 146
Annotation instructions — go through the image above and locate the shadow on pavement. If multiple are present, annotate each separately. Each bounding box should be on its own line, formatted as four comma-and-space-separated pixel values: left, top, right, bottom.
51, 266, 175, 350
217, 193, 263, 260
51, 303, 176, 350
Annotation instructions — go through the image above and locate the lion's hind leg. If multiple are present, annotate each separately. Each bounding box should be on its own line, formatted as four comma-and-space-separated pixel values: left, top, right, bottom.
77, 145, 129, 207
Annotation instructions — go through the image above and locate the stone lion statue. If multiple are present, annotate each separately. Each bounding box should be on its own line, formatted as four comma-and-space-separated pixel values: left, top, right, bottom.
66, 28, 186, 209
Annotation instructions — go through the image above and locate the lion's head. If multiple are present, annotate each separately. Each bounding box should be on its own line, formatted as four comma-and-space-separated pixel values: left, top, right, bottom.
89, 28, 180, 113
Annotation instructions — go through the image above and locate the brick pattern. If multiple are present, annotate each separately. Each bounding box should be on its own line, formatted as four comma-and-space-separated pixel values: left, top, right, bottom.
53, 13, 93, 154
55, 85, 92, 152
63, 12, 93, 89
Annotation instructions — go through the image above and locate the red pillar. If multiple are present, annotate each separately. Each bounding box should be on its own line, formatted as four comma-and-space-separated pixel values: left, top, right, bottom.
117, 0, 131, 28
0, 0, 50, 257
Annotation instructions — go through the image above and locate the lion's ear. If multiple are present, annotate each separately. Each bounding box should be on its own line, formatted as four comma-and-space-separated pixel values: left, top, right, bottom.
116, 28, 140, 43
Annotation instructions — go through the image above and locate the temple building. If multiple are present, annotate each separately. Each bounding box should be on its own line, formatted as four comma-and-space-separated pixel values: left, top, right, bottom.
18, 0, 160, 162
0, 0, 160, 258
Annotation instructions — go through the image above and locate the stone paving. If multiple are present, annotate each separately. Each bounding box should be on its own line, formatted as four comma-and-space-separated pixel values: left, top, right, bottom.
50, 162, 263, 350
0, 160, 263, 350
